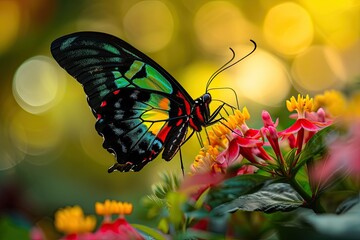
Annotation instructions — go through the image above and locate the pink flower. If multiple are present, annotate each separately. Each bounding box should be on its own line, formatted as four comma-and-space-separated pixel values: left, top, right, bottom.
95, 218, 144, 240
94, 200, 144, 240
311, 121, 360, 186
281, 95, 332, 155
217, 128, 264, 167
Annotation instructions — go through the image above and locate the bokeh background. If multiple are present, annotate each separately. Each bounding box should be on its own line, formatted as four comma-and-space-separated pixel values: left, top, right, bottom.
0, 0, 359, 238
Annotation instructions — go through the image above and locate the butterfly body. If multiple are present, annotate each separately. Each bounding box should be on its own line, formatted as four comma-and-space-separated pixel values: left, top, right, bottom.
51, 32, 213, 172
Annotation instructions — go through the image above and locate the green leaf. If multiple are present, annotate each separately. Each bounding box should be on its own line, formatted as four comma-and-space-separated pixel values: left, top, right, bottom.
142, 172, 182, 219
285, 147, 298, 169
0, 217, 29, 240
151, 172, 181, 199
206, 174, 272, 209
294, 126, 335, 173
300, 197, 360, 239
211, 183, 304, 215
167, 192, 187, 229
294, 166, 312, 196
157, 218, 169, 234
132, 223, 167, 240
336, 195, 360, 214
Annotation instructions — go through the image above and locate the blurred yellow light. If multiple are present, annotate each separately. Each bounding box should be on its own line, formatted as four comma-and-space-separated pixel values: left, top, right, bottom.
123, 0, 174, 52
300, 0, 359, 49
291, 45, 347, 93
0, 0, 20, 54
180, 61, 216, 97
235, 48, 291, 106
0, 125, 25, 171
194, 1, 255, 53
13, 56, 66, 114
179, 61, 241, 110
79, 118, 112, 167
263, 2, 314, 56
9, 110, 62, 158
76, 2, 122, 35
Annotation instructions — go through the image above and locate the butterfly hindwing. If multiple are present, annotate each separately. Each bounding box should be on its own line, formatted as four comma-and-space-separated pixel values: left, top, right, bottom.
96, 88, 175, 171
51, 32, 195, 171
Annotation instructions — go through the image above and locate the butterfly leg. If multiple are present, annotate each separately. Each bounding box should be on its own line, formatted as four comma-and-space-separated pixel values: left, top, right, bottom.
206, 103, 227, 125
179, 147, 184, 176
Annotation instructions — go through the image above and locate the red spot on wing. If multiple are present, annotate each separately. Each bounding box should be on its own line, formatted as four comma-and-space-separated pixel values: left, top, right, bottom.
189, 118, 200, 131
113, 90, 120, 95
157, 124, 172, 142
176, 91, 191, 115
177, 108, 183, 116
195, 106, 205, 123
100, 100, 107, 107
175, 119, 183, 127
97, 114, 102, 120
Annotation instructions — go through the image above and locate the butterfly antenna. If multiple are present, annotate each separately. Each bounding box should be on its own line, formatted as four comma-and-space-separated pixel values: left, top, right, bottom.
208, 86, 240, 109
205, 48, 236, 93
205, 40, 257, 93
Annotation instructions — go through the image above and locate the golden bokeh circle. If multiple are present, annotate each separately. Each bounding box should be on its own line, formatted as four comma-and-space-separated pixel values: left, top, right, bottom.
194, 1, 254, 53
291, 45, 347, 93
263, 2, 314, 56
235, 48, 291, 106
123, 0, 175, 52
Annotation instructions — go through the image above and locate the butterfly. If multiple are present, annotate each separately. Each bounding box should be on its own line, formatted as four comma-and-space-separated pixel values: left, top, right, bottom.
51, 32, 255, 172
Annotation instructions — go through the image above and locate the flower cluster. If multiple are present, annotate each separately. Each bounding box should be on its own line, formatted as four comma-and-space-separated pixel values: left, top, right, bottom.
54, 200, 144, 240
190, 94, 333, 178
44, 89, 360, 240
190, 106, 260, 175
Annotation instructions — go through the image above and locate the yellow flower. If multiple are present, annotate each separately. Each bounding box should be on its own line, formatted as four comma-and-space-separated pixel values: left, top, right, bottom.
314, 90, 360, 124
117, 201, 133, 215
95, 199, 133, 216
191, 146, 222, 174
314, 90, 347, 117
191, 107, 250, 174
286, 94, 314, 117
54, 205, 96, 234
211, 107, 250, 142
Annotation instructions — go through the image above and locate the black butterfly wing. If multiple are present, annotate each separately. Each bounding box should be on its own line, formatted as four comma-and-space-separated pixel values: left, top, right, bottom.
51, 32, 194, 171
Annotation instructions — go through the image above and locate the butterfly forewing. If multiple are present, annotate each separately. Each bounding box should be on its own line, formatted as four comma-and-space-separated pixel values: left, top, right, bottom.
51, 32, 202, 171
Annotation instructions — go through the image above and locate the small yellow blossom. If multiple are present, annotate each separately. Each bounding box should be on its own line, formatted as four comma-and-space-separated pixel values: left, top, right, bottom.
211, 107, 250, 140
117, 201, 133, 215
55, 205, 96, 234
286, 94, 314, 117
191, 107, 250, 174
191, 146, 222, 174
314, 90, 347, 117
95, 199, 133, 216
314, 90, 360, 122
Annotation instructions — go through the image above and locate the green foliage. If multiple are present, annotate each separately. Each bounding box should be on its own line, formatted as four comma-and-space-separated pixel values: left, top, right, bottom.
0, 216, 30, 240
142, 172, 188, 235
211, 183, 304, 215
277, 196, 360, 240
293, 126, 335, 173
206, 174, 272, 208
142, 172, 181, 219
132, 223, 167, 240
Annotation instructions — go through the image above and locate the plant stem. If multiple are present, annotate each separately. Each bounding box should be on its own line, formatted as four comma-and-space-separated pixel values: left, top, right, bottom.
289, 177, 326, 213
